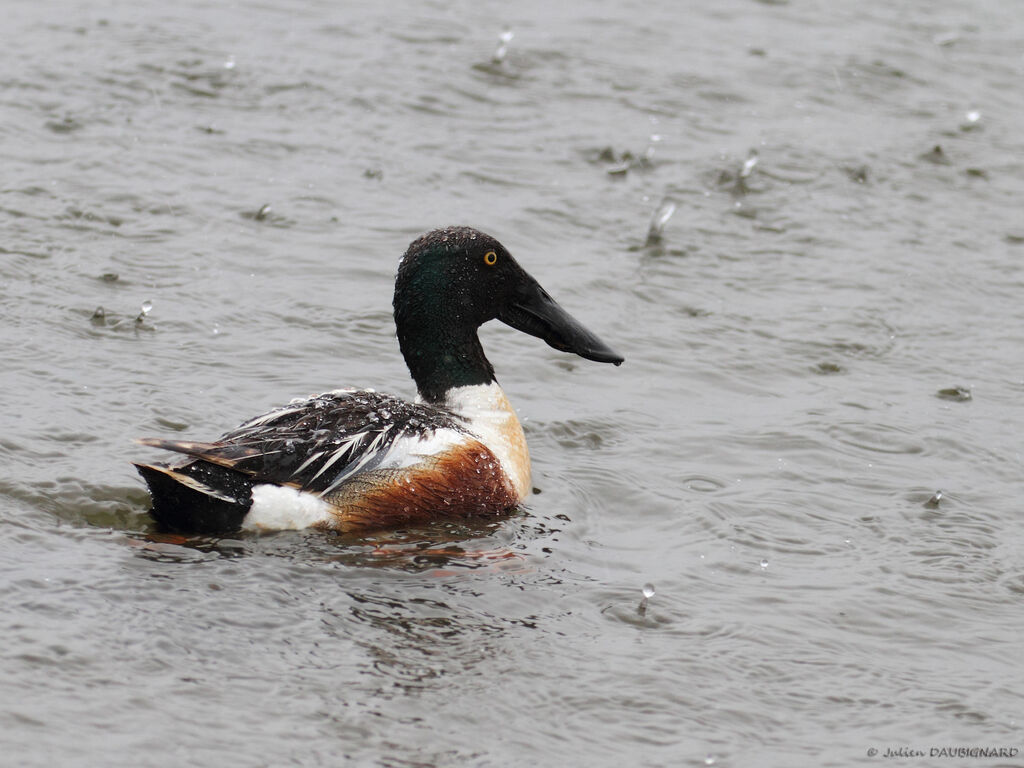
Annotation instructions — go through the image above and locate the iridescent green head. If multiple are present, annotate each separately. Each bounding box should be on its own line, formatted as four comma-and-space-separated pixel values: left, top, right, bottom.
393, 227, 623, 402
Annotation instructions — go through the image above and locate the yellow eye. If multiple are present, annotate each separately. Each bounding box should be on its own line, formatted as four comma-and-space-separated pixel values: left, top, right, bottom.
484, 250, 497, 266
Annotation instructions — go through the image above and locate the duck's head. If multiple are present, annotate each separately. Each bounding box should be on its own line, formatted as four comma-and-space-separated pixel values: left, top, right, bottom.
394, 226, 623, 402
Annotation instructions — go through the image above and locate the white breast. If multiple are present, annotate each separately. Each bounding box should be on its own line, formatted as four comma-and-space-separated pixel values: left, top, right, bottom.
443, 382, 532, 502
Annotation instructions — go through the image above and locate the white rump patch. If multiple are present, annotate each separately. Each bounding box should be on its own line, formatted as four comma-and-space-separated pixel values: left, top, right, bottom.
243, 484, 335, 532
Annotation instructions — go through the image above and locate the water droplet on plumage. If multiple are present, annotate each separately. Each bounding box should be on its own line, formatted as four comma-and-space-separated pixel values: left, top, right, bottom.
760, 559, 768, 569
642, 583, 656, 598
705, 756, 716, 766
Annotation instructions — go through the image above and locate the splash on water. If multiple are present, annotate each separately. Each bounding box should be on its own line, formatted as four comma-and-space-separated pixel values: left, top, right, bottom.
645, 199, 677, 245
493, 29, 514, 64
638, 582, 655, 616
135, 300, 153, 324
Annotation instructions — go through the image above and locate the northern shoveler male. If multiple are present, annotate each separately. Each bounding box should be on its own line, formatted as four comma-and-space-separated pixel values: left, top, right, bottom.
135, 226, 623, 533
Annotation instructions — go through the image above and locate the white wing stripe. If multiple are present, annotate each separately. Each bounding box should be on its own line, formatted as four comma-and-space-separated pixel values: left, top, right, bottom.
308, 432, 367, 483
291, 450, 325, 477
239, 406, 306, 430
321, 427, 395, 494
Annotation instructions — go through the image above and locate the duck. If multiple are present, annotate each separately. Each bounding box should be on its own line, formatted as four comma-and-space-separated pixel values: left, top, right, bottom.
135, 226, 623, 534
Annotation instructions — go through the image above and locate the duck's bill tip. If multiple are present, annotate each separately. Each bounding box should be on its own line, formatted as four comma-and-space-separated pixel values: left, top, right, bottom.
579, 346, 625, 366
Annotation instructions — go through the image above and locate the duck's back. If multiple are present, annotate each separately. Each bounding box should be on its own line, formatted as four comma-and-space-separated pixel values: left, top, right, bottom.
135, 389, 521, 533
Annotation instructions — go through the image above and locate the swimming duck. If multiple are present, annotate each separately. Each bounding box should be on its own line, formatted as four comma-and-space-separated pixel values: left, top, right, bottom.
135, 226, 623, 533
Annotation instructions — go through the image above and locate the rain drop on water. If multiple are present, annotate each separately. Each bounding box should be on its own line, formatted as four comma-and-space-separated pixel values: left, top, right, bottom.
493, 28, 514, 63
646, 199, 677, 245
135, 300, 153, 324
740, 149, 759, 178
637, 582, 655, 616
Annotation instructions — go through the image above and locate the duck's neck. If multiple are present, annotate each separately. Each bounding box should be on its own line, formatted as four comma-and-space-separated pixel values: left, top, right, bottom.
396, 321, 496, 404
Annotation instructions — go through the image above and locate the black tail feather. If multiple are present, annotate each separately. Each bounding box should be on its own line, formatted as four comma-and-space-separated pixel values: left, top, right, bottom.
135, 461, 255, 534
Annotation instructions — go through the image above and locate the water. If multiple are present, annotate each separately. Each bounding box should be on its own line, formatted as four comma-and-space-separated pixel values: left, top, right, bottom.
3, 0, 1024, 765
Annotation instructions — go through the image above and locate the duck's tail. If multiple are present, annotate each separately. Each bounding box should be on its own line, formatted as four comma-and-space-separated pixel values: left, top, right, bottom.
134, 460, 255, 534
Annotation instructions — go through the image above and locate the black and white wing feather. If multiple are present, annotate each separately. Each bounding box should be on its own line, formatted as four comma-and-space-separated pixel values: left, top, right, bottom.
138, 390, 468, 494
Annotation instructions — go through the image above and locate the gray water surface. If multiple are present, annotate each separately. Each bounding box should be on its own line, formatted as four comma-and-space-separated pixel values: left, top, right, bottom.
3, 1, 1024, 766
